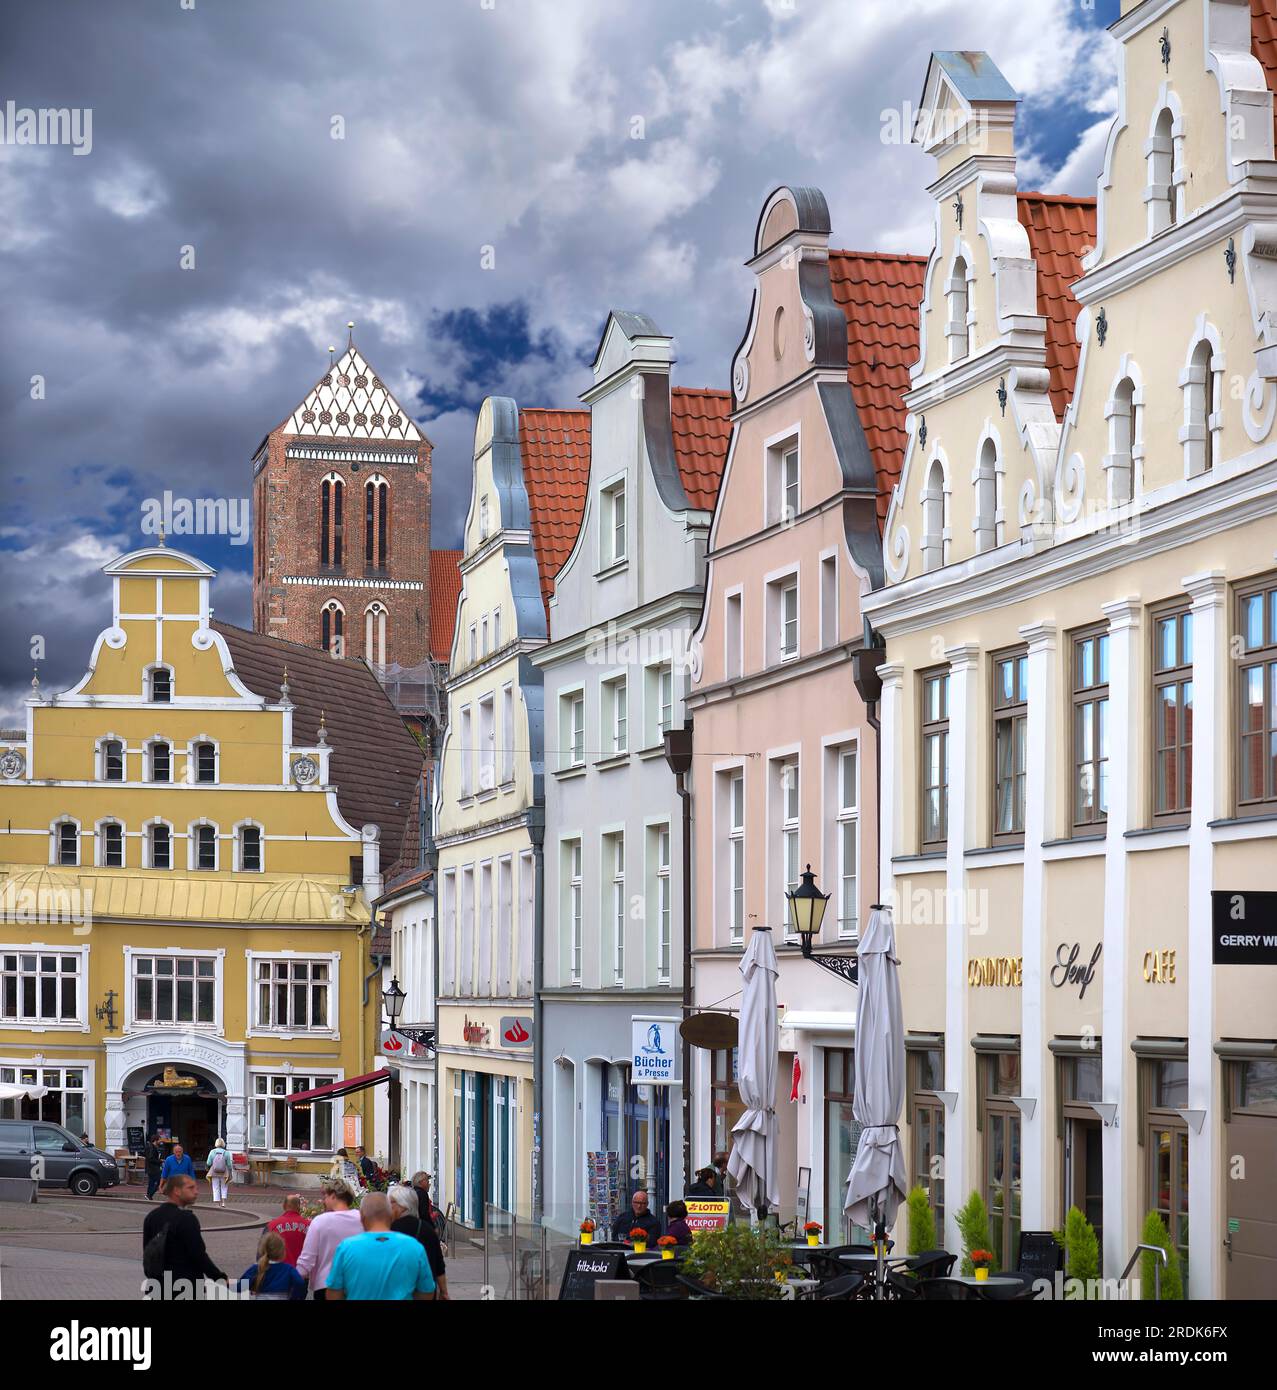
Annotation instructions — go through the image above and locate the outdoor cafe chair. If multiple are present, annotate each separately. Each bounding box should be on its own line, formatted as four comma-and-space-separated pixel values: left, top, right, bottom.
635, 1260, 686, 1301
812, 1271, 866, 1301
808, 1243, 878, 1281
903, 1249, 956, 1281
917, 1277, 981, 1301
675, 1272, 730, 1301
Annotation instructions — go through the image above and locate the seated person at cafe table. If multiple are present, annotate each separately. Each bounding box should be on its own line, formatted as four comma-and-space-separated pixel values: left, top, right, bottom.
685, 1167, 719, 1197
665, 1200, 692, 1246
611, 1189, 662, 1244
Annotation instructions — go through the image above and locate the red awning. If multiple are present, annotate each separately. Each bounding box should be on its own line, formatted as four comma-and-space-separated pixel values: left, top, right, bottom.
285, 1069, 391, 1105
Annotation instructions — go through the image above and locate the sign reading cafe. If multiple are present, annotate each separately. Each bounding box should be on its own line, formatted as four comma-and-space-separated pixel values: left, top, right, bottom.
631, 1019, 676, 1084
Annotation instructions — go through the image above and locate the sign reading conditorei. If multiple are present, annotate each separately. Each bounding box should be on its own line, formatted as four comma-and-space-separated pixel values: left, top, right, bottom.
968, 956, 1023, 987
1212, 891, 1277, 964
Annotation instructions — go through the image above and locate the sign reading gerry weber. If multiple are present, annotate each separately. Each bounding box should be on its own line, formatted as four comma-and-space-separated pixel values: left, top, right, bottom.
1050, 942, 1102, 999
631, 1019, 676, 1084
1212, 890, 1277, 964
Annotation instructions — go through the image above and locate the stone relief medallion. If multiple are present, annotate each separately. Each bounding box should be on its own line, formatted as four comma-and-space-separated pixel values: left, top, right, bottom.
291, 755, 320, 786
0, 749, 25, 779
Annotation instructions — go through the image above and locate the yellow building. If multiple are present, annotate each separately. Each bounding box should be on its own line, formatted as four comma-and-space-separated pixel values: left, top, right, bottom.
0, 545, 423, 1181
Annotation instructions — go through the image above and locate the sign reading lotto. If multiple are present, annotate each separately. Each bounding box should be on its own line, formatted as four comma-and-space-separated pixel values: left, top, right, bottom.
499, 1016, 533, 1047
1211, 891, 1277, 964
631, 1019, 676, 1084
683, 1199, 730, 1233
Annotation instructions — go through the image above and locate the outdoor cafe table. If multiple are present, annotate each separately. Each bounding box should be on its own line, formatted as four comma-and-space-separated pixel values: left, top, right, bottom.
950, 1275, 1024, 1289
624, 1251, 685, 1269
836, 1252, 915, 1274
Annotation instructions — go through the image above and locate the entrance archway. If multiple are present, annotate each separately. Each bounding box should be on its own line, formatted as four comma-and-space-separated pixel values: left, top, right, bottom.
122, 1062, 225, 1166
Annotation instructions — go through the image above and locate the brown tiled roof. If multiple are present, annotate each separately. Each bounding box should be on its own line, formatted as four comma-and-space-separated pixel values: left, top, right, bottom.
828, 251, 928, 524
429, 549, 463, 662
213, 622, 424, 871
1252, 0, 1277, 147
1016, 192, 1096, 421
670, 387, 732, 511
518, 407, 591, 616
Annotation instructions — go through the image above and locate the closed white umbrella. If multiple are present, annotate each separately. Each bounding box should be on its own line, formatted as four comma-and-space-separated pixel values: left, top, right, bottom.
844, 905, 907, 1284
727, 924, 780, 1215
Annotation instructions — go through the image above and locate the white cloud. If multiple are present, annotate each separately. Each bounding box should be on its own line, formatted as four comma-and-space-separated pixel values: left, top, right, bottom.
92, 158, 165, 219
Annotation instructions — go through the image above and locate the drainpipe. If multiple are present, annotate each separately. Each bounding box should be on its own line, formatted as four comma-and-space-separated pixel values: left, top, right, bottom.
663, 722, 694, 1194
528, 804, 546, 1225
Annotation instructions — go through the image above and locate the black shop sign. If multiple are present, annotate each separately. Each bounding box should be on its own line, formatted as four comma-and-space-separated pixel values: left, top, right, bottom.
558, 1249, 627, 1301
1212, 891, 1277, 964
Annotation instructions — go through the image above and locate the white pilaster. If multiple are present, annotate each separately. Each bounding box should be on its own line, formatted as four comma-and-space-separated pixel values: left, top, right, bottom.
1100, 596, 1141, 1278
877, 662, 906, 898
1184, 570, 1227, 1299
943, 642, 980, 1258
1018, 620, 1057, 1232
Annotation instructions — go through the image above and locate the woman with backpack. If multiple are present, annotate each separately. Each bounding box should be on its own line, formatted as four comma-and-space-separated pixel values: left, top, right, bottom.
206, 1137, 232, 1206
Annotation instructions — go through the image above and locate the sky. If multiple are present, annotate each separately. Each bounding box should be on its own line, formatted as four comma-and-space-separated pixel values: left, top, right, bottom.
0, 0, 1122, 723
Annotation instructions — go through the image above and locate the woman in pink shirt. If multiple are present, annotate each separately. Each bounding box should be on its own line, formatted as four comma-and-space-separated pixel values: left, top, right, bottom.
296, 1178, 362, 1299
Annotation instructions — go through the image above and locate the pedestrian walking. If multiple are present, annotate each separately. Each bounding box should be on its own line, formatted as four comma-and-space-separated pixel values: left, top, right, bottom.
267, 1193, 311, 1266
410, 1170, 436, 1221
237, 1231, 307, 1300
356, 1145, 378, 1185
144, 1134, 165, 1201
325, 1193, 436, 1301
160, 1143, 195, 1182
388, 1183, 449, 1300
328, 1147, 363, 1188
295, 1177, 362, 1300
141, 1173, 227, 1300
205, 1137, 232, 1206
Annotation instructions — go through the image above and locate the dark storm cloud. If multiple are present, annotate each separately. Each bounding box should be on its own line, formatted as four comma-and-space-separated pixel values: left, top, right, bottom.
0, 0, 1114, 721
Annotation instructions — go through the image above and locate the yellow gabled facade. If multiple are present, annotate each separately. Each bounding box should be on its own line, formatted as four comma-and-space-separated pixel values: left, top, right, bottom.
0, 546, 393, 1179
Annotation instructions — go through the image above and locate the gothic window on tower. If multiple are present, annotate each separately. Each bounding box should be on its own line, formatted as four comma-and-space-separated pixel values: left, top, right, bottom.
320, 475, 345, 568
365, 602, 387, 667
365, 476, 390, 572
321, 601, 345, 659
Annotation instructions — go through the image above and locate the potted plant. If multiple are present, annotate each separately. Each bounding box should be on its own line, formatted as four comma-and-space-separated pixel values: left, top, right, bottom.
579, 1219, 595, 1246
682, 1222, 791, 1300
803, 1221, 823, 1247
630, 1226, 649, 1254
657, 1234, 678, 1261
956, 1190, 995, 1276
905, 1185, 937, 1255
970, 1249, 995, 1282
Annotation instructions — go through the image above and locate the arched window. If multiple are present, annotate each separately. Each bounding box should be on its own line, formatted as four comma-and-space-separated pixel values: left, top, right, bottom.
946, 255, 970, 362
147, 665, 173, 703
54, 819, 80, 867
237, 824, 263, 873
973, 438, 1000, 553
320, 475, 345, 567
192, 741, 217, 784
365, 477, 389, 570
1180, 339, 1217, 478
147, 740, 172, 784
147, 822, 172, 870
365, 602, 387, 667
921, 458, 947, 573
101, 738, 125, 781
321, 600, 345, 659
192, 823, 218, 872
1147, 106, 1179, 236
1106, 377, 1137, 503
99, 821, 125, 869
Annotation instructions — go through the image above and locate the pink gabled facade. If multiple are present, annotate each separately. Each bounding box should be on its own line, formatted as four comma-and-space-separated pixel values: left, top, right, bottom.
687, 185, 923, 1234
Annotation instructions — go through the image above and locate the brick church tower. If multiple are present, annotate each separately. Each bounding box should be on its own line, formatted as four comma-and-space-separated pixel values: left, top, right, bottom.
252, 329, 433, 673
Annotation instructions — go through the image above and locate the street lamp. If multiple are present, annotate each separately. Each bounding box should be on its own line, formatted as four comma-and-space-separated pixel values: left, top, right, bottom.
382, 975, 406, 1028
786, 864, 858, 988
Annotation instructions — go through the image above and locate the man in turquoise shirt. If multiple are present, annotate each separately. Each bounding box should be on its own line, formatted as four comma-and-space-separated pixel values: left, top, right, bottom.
160, 1143, 195, 1182
326, 1193, 436, 1301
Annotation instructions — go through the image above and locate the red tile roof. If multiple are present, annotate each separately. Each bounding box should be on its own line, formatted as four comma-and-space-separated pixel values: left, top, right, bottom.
670, 387, 732, 511
1016, 193, 1096, 421
213, 621, 424, 871
429, 549, 463, 662
518, 407, 592, 616
1252, 0, 1277, 148
828, 251, 928, 524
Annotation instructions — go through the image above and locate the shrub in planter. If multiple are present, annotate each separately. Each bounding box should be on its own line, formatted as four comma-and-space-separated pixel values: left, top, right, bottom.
1063, 1206, 1100, 1298
1139, 1211, 1183, 1300
905, 1186, 937, 1256
680, 1222, 792, 1300
956, 1190, 995, 1276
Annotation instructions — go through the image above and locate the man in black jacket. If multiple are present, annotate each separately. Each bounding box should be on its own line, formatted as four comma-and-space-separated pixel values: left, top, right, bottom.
611, 1188, 662, 1244
144, 1135, 164, 1201
142, 1174, 228, 1299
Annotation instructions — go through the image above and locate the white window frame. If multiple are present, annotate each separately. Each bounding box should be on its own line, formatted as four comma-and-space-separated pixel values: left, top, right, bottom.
654, 822, 672, 986
824, 737, 860, 942
123, 945, 225, 1034
143, 817, 173, 870
1103, 358, 1144, 505
603, 830, 625, 987
144, 737, 173, 784
765, 566, 800, 665
144, 663, 174, 703
0, 943, 90, 1031
769, 754, 801, 942
644, 661, 675, 746
50, 816, 81, 867
459, 704, 474, 796
95, 817, 126, 869
819, 550, 838, 649
459, 865, 475, 997
477, 693, 496, 794
364, 602, 387, 667
945, 247, 973, 363
600, 476, 627, 568
187, 819, 220, 872
245, 949, 341, 1039
921, 452, 950, 573
187, 735, 220, 786
1145, 98, 1183, 238
600, 673, 628, 757
496, 855, 513, 996
1179, 326, 1223, 480
717, 765, 747, 948
565, 838, 583, 985
97, 734, 127, 783
971, 434, 1002, 554
499, 682, 515, 784
248, 1067, 343, 1156
560, 686, 586, 769
233, 818, 265, 873
724, 586, 744, 679
440, 869, 458, 996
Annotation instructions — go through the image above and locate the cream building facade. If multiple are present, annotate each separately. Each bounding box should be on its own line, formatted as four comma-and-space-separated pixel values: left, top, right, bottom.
865, 24, 1277, 1299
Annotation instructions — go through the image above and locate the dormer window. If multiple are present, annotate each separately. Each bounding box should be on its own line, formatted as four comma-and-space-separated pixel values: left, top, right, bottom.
148, 741, 172, 783
601, 480, 626, 567
193, 742, 217, 784
765, 437, 800, 527
1146, 107, 1180, 237
946, 255, 970, 362
101, 739, 125, 782
148, 666, 173, 703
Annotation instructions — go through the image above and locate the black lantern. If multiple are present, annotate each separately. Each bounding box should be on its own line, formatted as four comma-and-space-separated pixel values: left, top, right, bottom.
786, 865, 858, 987
382, 976, 406, 1027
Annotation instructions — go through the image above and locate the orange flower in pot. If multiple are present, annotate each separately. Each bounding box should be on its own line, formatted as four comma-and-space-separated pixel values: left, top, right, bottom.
657, 1235, 678, 1261
970, 1249, 995, 1282
804, 1221, 823, 1248
630, 1227, 649, 1255
579, 1219, 595, 1246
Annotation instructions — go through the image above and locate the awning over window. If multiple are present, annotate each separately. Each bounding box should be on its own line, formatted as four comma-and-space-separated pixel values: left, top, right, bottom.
285, 1069, 390, 1105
